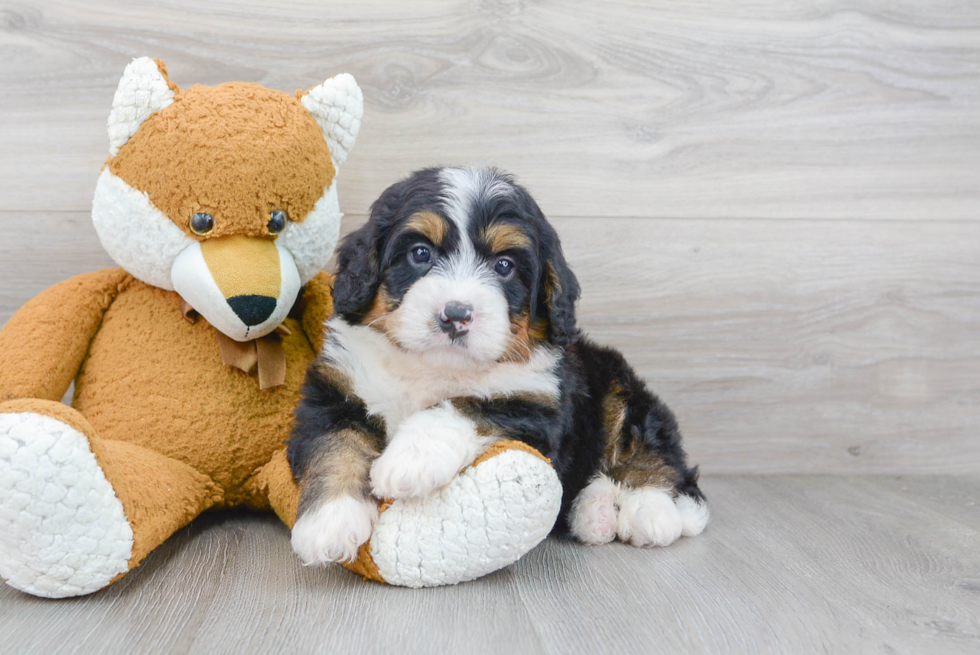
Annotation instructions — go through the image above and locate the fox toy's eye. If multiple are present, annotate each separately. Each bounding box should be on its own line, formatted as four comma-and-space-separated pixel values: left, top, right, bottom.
268, 210, 288, 235
190, 212, 214, 235
493, 257, 515, 278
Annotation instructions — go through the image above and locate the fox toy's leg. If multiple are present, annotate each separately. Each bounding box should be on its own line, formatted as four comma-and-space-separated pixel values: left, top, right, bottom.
249, 448, 300, 529
0, 400, 222, 598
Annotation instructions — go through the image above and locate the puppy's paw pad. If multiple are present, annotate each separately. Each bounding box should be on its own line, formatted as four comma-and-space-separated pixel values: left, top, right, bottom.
617, 487, 683, 547
569, 475, 620, 545
291, 496, 377, 565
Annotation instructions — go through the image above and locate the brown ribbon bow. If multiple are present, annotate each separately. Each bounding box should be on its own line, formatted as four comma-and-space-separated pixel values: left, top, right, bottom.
181, 300, 290, 390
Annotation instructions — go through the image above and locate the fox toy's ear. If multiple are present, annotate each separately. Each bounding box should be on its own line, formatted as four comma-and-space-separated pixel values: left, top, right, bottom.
301, 74, 364, 169
106, 57, 177, 157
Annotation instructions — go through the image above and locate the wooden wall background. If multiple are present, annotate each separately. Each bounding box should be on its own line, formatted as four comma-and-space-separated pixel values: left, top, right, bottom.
0, 0, 977, 474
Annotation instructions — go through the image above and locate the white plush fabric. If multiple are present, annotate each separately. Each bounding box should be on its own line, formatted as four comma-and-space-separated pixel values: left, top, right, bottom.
301, 73, 363, 169
92, 169, 194, 291
0, 412, 133, 598
107, 57, 174, 157
278, 182, 342, 286
368, 448, 562, 588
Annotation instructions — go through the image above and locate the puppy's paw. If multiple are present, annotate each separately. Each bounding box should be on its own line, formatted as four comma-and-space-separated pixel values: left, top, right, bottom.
370, 437, 466, 500
569, 474, 620, 545
290, 496, 378, 565
370, 405, 484, 500
616, 487, 683, 547
676, 494, 710, 537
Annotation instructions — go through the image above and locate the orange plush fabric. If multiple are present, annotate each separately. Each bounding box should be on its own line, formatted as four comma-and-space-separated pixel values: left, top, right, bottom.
109, 81, 336, 239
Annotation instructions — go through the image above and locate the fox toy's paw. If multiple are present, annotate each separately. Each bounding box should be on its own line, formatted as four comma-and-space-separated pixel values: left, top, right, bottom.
0, 408, 133, 598
346, 441, 562, 588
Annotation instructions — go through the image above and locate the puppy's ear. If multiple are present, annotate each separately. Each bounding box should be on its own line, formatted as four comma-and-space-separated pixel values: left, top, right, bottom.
541, 230, 581, 345
331, 222, 380, 318
528, 198, 580, 345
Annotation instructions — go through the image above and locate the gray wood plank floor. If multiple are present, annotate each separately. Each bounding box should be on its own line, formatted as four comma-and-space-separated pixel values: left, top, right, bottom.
2, 476, 978, 654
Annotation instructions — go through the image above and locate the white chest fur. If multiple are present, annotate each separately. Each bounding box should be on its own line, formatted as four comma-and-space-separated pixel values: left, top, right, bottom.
322, 318, 561, 438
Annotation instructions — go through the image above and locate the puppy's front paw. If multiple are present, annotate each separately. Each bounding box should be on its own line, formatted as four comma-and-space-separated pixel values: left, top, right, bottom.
370, 406, 483, 500
290, 496, 378, 565
370, 437, 465, 500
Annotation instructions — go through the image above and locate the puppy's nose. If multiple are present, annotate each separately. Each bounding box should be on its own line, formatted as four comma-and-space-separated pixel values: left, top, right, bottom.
438, 301, 474, 338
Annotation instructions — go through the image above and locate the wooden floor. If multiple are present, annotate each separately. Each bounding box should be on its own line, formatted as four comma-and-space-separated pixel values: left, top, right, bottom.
1, 475, 978, 654
2, 0, 979, 652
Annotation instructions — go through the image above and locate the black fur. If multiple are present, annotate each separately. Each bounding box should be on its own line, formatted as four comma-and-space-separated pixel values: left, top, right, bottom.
290, 166, 703, 542
331, 168, 448, 320
287, 362, 385, 480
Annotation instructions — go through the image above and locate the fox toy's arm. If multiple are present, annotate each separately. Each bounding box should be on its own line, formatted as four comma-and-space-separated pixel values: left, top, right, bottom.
298, 271, 334, 354
0, 268, 131, 402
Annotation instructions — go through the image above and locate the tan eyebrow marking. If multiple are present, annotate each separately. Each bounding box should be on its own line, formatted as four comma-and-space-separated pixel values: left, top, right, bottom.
482, 223, 531, 253
402, 211, 447, 246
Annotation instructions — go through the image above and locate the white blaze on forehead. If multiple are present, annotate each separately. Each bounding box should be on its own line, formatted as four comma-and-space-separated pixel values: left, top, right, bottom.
437, 167, 513, 252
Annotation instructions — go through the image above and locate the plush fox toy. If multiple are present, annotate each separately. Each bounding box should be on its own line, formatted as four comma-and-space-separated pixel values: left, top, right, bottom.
0, 58, 561, 597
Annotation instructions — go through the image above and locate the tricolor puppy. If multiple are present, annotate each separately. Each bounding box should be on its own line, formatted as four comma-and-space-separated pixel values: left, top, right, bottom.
288, 167, 708, 564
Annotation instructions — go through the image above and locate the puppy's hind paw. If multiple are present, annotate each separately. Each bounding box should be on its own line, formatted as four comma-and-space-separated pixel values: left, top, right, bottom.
290, 496, 378, 565
568, 474, 620, 545
616, 487, 683, 547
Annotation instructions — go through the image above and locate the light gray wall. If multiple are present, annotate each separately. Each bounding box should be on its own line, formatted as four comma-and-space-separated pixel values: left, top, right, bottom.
1, 0, 977, 473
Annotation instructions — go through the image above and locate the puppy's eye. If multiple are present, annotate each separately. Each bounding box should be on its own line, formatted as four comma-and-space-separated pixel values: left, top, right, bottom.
190, 212, 214, 235
268, 210, 288, 235
411, 245, 432, 265
494, 257, 515, 277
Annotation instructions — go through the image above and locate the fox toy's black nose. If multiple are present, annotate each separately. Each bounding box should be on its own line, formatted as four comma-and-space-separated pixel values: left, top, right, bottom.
228, 295, 277, 327
438, 301, 474, 338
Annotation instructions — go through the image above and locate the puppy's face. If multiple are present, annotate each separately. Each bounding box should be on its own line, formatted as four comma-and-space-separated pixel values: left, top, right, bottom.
333, 167, 580, 367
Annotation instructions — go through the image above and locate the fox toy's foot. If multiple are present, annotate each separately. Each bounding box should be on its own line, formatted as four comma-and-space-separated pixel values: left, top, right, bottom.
0, 400, 223, 598
0, 410, 133, 598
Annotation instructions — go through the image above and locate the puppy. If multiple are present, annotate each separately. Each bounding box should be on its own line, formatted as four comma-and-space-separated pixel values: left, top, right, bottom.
288, 167, 708, 564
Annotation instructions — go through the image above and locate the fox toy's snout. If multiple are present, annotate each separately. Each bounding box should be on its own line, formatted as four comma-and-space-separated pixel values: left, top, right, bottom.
171, 236, 301, 341
201, 237, 283, 326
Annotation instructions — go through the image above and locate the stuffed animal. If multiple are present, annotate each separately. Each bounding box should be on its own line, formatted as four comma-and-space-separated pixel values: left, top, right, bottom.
0, 58, 561, 597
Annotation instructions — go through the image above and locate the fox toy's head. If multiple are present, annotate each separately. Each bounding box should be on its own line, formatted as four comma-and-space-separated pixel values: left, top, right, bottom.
92, 57, 362, 341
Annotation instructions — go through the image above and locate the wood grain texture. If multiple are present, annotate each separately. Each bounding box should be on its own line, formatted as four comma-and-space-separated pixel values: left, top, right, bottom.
0, 0, 978, 219
1, 476, 978, 654
1, 1, 979, 473
4, 212, 977, 474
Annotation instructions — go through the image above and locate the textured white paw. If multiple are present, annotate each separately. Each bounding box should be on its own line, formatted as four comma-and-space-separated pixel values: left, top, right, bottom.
291, 496, 378, 564
676, 494, 710, 537
0, 412, 133, 598
569, 474, 620, 545
370, 405, 484, 500
617, 487, 684, 547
